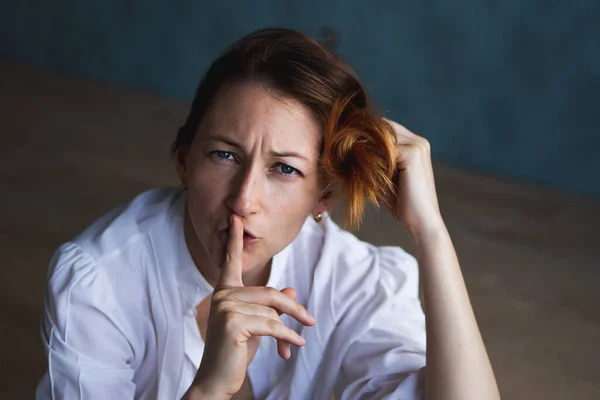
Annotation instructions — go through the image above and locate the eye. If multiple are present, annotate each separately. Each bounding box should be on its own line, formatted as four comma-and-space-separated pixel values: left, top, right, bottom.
273, 163, 301, 177
210, 150, 236, 162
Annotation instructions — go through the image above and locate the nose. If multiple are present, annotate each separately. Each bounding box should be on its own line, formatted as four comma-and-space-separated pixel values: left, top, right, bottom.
225, 165, 261, 217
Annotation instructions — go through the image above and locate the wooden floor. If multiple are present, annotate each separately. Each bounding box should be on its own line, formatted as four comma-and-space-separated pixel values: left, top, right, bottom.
1, 61, 598, 399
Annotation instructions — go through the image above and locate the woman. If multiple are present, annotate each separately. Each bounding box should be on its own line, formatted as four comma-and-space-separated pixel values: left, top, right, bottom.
37, 28, 500, 399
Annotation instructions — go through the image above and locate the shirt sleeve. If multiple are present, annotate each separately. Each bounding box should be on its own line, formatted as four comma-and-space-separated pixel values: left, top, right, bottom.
334, 246, 427, 400
36, 243, 136, 399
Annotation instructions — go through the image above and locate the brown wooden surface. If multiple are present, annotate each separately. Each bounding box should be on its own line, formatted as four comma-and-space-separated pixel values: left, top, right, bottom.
1, 61, 598, 399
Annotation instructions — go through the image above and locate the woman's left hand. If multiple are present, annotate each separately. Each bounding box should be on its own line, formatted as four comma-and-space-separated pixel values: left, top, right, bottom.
384, 118, 444, 236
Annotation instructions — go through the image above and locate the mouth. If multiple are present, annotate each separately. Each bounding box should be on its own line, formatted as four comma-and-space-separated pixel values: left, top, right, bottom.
242, 229, 257, 239
217, 226, 260, 247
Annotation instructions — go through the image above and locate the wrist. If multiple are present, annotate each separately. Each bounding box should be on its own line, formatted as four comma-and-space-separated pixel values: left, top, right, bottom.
408, 220, 449, 252
407, 216, 446, 240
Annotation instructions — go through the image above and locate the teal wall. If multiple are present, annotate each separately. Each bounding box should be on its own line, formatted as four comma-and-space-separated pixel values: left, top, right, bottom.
2, 1, 598, 196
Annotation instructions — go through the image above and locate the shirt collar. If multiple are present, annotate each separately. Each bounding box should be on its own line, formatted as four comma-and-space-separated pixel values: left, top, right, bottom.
169, 192, 212, 313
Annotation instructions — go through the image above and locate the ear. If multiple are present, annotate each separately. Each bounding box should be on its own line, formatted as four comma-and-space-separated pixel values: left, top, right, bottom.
311, 192, 331, 217
174, 145, 190, 185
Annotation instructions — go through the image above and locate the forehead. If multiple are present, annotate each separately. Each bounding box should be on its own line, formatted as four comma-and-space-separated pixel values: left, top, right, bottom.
201, 82, 322, 156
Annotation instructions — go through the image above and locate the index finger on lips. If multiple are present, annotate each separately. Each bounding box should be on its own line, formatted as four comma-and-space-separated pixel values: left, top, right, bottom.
229, 287, 316, 326
217, 214, 244, 288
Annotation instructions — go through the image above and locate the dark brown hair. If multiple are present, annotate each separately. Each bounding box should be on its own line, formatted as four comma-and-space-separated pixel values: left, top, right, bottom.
172, 28, 398, 230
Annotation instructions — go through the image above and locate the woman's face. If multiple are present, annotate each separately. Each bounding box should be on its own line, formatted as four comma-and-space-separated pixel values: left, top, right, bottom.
177, 82, 326, 279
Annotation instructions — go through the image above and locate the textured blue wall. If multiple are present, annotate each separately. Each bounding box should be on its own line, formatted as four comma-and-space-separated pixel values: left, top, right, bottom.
2, 1, 598, 195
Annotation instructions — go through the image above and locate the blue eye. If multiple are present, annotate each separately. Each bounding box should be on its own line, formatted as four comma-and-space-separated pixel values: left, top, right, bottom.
274, 163, 300, 176
210, 151, 236, 161
216, 151, 234, 159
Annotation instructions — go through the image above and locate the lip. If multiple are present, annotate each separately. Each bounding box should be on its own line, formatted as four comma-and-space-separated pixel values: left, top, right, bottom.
217, 226, 259, 238
218, 227, 261, 248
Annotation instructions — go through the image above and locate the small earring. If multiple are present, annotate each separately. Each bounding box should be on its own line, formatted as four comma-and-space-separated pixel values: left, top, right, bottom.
313, 213, 322, 223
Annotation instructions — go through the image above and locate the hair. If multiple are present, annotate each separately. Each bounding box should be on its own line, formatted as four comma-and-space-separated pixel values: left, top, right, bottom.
172, 28, 398, 231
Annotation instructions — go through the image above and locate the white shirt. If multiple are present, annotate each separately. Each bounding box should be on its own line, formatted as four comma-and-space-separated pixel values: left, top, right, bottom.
36, 187, 426, 400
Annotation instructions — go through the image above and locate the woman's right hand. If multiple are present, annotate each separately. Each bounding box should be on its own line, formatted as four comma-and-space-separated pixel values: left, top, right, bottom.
190, 214, 316, 398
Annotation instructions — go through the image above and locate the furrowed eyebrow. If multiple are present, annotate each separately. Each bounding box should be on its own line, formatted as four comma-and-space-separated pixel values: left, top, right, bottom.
269, 150, 308, 161
204, 135, 243, 148
205, 135, 309, 161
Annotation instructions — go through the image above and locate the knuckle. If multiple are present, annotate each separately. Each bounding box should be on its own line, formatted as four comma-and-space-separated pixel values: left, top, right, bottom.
406, 143, 419, 153
266, 317, 279, 331
386, 118, 400, 130
222, 312, 239, 333
212, 290, 228, 303
267, 308, 280, 320
214, 301, 231, 315
265, 287, 278, 300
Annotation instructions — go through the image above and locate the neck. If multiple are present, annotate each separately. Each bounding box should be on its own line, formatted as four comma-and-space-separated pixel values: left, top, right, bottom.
240, 258, 272, 287
183, 206, 272, 288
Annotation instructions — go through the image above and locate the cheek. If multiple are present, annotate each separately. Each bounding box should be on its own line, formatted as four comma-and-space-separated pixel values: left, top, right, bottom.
267, 185, 314, 237
191, 163, 229, 206
186, 165, 230, 236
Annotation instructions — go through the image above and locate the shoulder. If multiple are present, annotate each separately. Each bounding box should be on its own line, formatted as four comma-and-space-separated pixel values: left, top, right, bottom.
45, 187, 181, 328
41, 241, 144, 377
72, 187, 180, 262
45, 242, 122, 328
